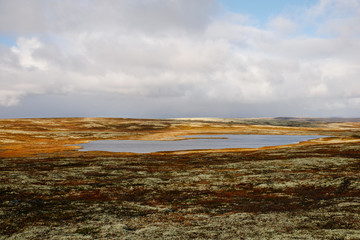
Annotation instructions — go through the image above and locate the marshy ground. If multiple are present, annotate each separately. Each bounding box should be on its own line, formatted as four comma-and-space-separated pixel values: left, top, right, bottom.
0, 117, 360, 239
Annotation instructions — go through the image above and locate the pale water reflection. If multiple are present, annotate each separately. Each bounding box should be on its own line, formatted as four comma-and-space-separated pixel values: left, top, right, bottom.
77, 134, 326, 153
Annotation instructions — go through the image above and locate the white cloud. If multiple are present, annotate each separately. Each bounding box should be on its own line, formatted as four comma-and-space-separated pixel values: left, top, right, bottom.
0, 0, 360, 117
268, 16, 297, 34
0, 90, 24, 106
309, 83, 328, 96
305, 0, 360, 37
11, 37, 48, 70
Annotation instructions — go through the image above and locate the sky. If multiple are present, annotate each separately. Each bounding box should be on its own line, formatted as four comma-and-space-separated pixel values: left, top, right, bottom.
1, 0, 360, 118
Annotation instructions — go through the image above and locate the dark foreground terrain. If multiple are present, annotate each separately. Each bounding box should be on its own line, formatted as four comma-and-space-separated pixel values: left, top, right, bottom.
0, 117, 359, 239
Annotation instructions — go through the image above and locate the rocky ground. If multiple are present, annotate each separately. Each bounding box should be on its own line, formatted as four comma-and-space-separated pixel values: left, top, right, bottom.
0, 117, 360, 239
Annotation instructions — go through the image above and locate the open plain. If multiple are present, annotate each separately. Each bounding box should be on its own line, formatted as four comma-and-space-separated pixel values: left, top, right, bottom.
1, 117, 360, 239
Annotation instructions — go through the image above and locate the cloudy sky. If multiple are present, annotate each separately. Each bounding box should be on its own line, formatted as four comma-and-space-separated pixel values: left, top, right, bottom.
1, 0, 360, 118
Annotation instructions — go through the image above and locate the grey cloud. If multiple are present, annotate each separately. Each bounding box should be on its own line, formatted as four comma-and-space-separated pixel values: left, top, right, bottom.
0, 0, 360, 117
0, 0, 45, 34
0, 0, 219, 35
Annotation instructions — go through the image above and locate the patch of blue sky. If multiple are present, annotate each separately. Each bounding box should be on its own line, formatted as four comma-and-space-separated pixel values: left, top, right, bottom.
0, 35, 16, 47
219, 0, 327, 38
219, 0, 318, 26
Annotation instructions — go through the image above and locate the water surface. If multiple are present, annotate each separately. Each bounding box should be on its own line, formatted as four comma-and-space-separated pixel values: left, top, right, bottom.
77, 134, 325, 153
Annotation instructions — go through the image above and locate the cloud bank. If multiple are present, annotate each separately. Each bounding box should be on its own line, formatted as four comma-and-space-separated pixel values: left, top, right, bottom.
0, 0, 360, 117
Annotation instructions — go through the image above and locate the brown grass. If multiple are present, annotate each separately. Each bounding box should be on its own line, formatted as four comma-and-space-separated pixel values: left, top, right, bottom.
1, 117, 360, 239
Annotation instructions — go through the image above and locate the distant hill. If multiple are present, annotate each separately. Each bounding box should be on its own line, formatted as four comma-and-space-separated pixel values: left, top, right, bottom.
275, 117, 360, 123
